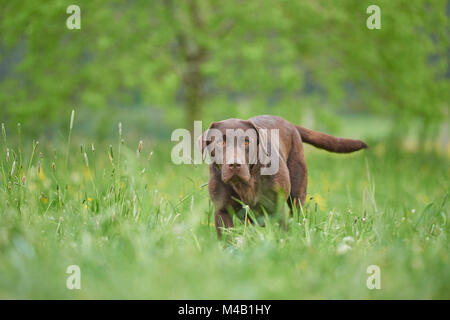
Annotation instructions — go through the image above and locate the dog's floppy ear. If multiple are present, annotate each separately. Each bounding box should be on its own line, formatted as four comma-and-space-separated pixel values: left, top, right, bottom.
196, 121, 217, 160
248, 120, 269, 157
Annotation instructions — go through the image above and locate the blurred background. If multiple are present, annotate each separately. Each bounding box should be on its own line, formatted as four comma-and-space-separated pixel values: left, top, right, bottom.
0, 0, 449, 299
0, 0, 448, 149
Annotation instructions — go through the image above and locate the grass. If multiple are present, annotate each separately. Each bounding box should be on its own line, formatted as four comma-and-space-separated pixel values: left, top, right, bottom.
0, 117, 448, 299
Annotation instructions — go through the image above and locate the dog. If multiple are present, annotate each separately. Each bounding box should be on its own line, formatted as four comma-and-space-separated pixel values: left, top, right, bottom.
197, 115, 367, 236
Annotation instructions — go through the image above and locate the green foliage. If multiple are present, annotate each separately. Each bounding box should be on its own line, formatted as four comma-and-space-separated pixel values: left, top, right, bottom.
0, 0, 448, 134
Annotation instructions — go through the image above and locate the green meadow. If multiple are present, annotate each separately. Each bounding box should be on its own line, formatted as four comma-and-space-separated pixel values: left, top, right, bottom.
0, 115, 448, 299
0, 0, 448, 299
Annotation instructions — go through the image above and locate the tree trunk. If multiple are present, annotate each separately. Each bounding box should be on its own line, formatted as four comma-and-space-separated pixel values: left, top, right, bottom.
182, 0, 207, 132
183, 53, 204, 132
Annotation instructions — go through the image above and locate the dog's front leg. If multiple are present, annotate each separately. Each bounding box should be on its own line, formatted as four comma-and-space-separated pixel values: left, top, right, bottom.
214, 208, 234, 237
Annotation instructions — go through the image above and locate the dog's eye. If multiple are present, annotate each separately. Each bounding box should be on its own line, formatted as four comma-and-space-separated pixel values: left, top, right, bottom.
216, 140, 225, 146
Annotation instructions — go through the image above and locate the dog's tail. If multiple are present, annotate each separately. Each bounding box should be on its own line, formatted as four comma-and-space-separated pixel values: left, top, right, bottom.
296, 126, 368, 153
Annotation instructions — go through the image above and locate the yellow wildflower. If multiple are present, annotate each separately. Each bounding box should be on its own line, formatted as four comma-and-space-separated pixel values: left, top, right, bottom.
312, 193, 326, 211
82, 168, 92, 179
39, 168, 46, 181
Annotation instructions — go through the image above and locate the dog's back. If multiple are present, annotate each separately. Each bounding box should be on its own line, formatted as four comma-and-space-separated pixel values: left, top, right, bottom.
249, 115, 368, 153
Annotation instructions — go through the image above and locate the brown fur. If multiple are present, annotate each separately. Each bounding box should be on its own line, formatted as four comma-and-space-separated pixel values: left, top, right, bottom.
198, 115, 367, 236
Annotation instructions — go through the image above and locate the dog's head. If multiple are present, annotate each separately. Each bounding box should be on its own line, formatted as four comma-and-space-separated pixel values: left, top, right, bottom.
197, 119, 269, 184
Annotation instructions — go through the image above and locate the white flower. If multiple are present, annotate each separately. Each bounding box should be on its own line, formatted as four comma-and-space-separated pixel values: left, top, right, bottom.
337, 243, 352, 255
343, 236, 355, 245
235, 236, 244, 247
337, 236, 355, 255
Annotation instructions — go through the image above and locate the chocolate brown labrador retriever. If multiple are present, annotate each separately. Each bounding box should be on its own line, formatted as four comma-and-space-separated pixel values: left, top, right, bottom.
198, 115, 367, 236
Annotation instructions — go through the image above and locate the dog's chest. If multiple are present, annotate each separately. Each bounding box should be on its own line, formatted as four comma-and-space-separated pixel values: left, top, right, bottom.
231, 180, 277, 213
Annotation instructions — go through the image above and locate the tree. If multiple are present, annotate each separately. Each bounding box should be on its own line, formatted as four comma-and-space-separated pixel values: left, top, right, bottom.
0, 0, 448, 139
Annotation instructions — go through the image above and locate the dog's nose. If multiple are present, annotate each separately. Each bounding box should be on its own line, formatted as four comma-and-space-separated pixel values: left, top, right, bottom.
227, 163, 241, 169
